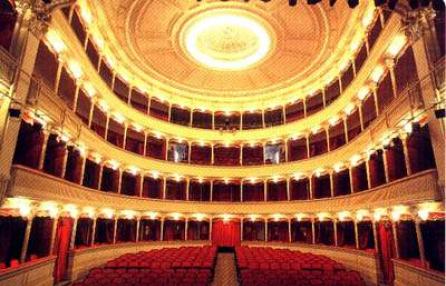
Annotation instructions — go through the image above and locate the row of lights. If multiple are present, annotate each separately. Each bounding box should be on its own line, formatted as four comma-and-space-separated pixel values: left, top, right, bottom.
41, 30, 408, 147
3, 198, 441, 223
68, 0, 378, 112
26, 105, 424, 183
284, 0, 444, 11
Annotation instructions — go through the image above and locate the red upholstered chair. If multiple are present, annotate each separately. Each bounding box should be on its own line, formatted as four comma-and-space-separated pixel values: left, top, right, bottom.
9, 260, 20, 268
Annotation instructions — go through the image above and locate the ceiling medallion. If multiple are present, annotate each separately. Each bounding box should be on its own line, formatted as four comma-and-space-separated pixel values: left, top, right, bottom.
181, 9, 275, 71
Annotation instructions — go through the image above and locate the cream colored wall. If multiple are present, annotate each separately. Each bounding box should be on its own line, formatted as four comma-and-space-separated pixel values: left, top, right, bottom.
0, 257, 55, 286
243, 241, 379, 286
68, 241, 211, 282
393, 259, 445, 286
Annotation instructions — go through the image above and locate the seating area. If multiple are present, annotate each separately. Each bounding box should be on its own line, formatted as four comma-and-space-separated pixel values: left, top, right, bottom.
235, 246, 365, 286
73, 246, 217, 286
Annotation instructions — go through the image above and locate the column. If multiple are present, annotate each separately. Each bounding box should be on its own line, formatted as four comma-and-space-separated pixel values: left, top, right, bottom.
365, 157, 372, 190
240, 181, 244, 202
212, 111, 215, 130
401, 135, 412, 176
288, 219, 292, 243
329, 170, 335, 197
303, 99, 307, 118
0, 9, 45, 203
411, 25, 445, 188
49, 216, 59, 254
239, 145, 243, 165
333, 219, 338, 247
188, 142, 192, 163
117, 169, 123, 194
284, 139, 289, 162
78, 155, 87, 185
185, 218, 188, 241
240, 112, 243, 130
113, 217, 118, 244
111, 72, 116, 90
127, 85, 133, 105
209, 217, 213, 241
415, 219, 427, 266
139, 174, 144, 197
306, 135, 310, 158
382, 149, 390, 183
385, 59, 398, 98
343, 116, 349, 144
372, 221, 379, 253
349, 166, 355, 193
97, 162, 105, 190
189, 110, 194, 127
160, 217, 165, 241
104, 114, 110, 140
37, 131, 50, 170
261, 109, 265, 128
87, 99, 95, 128
392, 221, 400, 259
60, 147, 69, 178
371, 85, 380, 116
72, 86, 81, 112
354, 220, 359, 249
162, 177, 167, 199
286, 178, 290, 201
325, 126, 331, 152
263, 180, 267, 202
309, 175, 314, 200
311, 218, 316, 244
211, 144, 215, 165
91, 217, 97, 246
147, 96, 152, 115
69, 217, 79, 250
264, 219, 268, 242
143, 131, 148, 157
210, 180, 213, 201
165, 139, 169, 160
168, 104, 172, 122
240, 219, 244, 242
122, 123, 128, 150
20, 216, 33, 263
186, 178, 190, 201
358, 102, 365, 131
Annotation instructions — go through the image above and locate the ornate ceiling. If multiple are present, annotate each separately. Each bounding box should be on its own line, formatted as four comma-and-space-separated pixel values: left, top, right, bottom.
90, 0, 366, 102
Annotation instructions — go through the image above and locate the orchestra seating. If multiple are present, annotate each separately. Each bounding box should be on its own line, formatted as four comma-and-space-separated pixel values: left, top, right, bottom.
235, 246, 365, 286
72, 246, 217, 286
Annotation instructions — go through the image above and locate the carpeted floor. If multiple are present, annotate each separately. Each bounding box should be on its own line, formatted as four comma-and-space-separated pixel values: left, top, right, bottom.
212, 253, 239, 286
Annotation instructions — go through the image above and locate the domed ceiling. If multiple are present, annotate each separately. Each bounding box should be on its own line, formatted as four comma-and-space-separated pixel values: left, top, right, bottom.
90, 0, 366, 102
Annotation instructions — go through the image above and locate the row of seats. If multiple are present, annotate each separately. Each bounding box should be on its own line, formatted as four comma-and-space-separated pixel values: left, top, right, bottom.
73, 246, 217, 286
235, 246, 365, 286
105, 246, 216, 269
74, 268, 211, 286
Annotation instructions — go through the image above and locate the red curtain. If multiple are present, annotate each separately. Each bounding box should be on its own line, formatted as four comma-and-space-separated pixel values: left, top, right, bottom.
212, 219, 240, 247
53, 217, 73, 283
378, 221, 396, 285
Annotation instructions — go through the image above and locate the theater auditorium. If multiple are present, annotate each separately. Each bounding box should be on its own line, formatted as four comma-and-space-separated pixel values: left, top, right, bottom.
0, 0, 444, 285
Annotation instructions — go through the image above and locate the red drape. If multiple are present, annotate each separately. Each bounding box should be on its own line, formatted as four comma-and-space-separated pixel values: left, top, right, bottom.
53, 217, 73, 283
212, 219, 240, 247
378, 221, 396, 285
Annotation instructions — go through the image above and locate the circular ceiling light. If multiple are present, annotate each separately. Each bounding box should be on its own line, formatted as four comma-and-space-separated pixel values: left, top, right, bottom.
182, 9, 274, 71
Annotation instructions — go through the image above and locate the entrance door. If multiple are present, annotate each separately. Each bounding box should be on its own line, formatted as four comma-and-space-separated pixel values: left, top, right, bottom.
212, 219, 240, 247
377, 221, 396, 285
53, 217, 73, 283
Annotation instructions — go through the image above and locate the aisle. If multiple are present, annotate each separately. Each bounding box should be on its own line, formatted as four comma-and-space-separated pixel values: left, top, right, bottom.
211, 253, 239, 286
